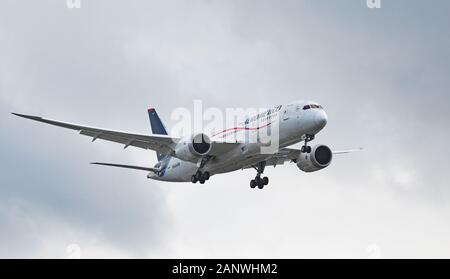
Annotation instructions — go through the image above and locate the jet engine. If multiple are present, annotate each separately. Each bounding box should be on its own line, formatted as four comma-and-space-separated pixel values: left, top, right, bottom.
174, 133, 212, 162
296, 144, 332, 172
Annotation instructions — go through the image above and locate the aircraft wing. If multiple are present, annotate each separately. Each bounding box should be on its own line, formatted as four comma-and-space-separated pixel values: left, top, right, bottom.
91, 162, 160, 172
12, 113, 178, 155
244, 147, 363, 168
331, 148, 363, 154
262, 148, 300, 167
209, 141, 241, 156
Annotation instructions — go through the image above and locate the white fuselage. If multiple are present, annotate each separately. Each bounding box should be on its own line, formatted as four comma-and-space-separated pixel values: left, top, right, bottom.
148, 100, 328, 182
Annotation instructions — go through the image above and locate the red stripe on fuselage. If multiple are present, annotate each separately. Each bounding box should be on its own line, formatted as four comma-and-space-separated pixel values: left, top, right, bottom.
211, 121, 273, 137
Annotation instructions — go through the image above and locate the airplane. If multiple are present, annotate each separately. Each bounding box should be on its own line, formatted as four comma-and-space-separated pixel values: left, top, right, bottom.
12, 100, 361, 189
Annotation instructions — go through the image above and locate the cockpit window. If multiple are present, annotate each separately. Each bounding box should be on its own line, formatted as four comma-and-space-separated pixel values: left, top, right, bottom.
303, 104, 322, 110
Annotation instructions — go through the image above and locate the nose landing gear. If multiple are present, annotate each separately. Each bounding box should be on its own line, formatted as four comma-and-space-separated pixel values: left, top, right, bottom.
191, 170, 210, 184
250, 161, 269, 189
301, 134, 314, 153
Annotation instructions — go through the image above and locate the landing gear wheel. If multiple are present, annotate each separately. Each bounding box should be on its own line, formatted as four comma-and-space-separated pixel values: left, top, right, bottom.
307, 146, 312, 153
255, 176, 262, 185
263, 176, 269, 185
301, 146, 306, 153
250, 179, 256, 188
191, 175, 198, 183
253, 177, 263, 189
192, 170, 211, 184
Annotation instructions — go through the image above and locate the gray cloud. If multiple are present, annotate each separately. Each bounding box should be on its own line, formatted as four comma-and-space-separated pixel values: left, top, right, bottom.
1, 0, 450, 258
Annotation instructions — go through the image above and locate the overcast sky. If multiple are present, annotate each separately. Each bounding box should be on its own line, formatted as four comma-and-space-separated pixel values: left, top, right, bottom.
1, 0, 450, 258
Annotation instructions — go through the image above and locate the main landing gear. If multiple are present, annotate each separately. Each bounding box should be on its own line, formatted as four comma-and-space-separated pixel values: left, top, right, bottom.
301, 134, 314, 153
250, 161, 269, 189
191, 170, 210, 184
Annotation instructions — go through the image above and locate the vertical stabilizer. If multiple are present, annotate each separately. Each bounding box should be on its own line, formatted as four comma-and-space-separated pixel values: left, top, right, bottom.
148, 108, 168, 161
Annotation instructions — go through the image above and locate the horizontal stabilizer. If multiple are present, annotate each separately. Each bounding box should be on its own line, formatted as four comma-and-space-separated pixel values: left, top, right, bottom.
91, 162, 159, 172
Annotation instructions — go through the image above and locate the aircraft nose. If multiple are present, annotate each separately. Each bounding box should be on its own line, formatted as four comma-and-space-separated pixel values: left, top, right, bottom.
314, 110, 328, 129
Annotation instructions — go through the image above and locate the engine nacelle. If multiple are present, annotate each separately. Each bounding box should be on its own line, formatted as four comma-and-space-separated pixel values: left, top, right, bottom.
296, 144, 332, 172
174, 133, 212, 162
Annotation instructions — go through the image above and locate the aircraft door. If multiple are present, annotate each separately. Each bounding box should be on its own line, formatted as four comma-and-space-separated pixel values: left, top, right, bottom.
282, 106, 291, 121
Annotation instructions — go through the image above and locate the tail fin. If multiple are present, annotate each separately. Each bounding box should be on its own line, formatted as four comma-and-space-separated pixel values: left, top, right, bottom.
148, 108, 168, 161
